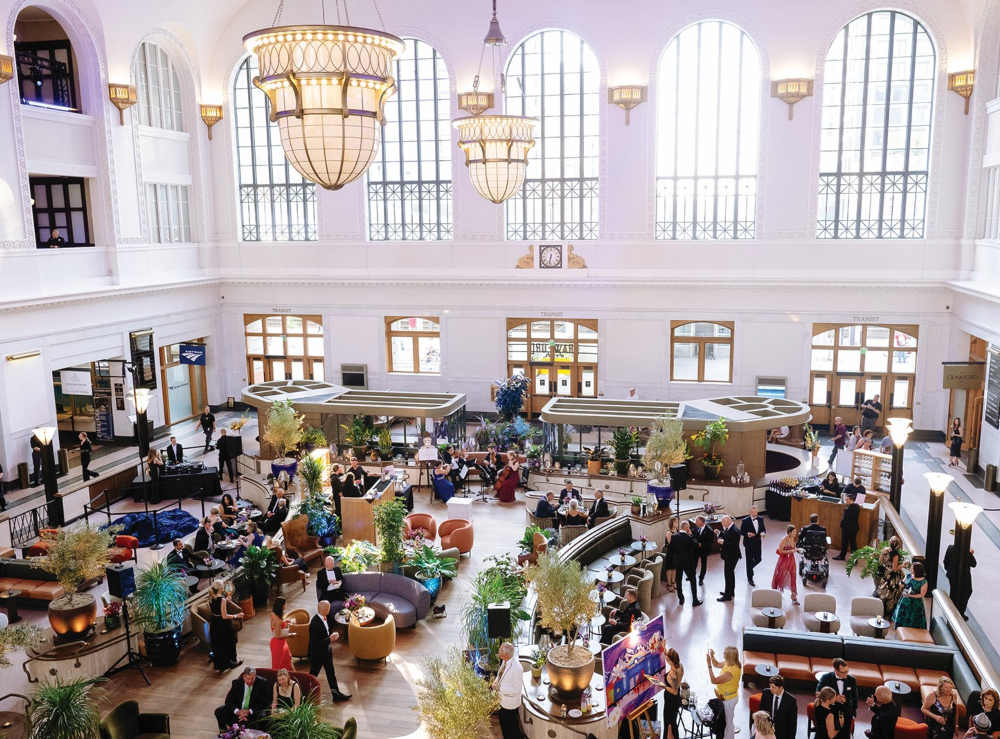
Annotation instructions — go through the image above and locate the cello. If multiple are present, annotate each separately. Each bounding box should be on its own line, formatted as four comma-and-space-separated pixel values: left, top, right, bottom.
494, 464, 512, 492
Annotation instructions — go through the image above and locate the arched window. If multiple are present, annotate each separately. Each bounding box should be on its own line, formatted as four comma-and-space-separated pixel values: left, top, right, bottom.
233, 56, 317, 242
504, 30, 600, 240
135, 42, 184, 131
818, 11, 935, 239
367, 38, 452, 241
655, 21, 761, 240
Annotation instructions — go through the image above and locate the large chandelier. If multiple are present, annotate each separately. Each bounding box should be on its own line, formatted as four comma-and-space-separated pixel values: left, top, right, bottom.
244, 7, 404, 191
454, 0, 537, 204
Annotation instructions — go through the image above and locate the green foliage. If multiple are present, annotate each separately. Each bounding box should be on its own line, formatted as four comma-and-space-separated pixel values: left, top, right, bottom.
0, 622, 43, 668
413, 648, 499, 739
846, 540, 911, 579
131, 560, 189, 633
611, 427, 639, 460
691, 417, 729, 465
265, 697, 343, 739
328, 540, 381, 573
583, 445, 605, 461
525, 443, 543, 460
373, 498, 408, 564
298, 454, 328, 496
642, 416, 690, 471
530, 646, 548, 669
410, 545, 458, 580
341, 415, 374, 447
241, 545, 279, 586
28, 676, 104, 739
378, 426, 393, 455
34, 523, 120, 606
517, 525, 554, 552
461, 554, 529, 669
297, 492, 338, 538
300, 426, 328, 449
524, 552, 597, 658
804, 424, 821, 453
631, 496, 644, 507
264, 399, 304, 460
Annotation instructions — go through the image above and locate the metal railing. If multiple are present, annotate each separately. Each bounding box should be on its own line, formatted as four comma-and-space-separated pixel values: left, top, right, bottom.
8, 500, 52, 549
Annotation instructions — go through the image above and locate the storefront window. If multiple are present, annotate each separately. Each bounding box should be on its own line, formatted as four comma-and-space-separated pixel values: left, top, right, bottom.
159, 340, 206, 425
670, 322, 734, 382
507, 319, 600, 415
385, 317, 441, 374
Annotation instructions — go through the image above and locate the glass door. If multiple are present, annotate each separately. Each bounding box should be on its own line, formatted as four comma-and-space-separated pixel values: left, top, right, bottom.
555, 367, 573, 396
533, 367, 553, 415
834, 375, 862, 427
810, 373, 832, 426
889, 376, 914, 417
579, 366, 597, 397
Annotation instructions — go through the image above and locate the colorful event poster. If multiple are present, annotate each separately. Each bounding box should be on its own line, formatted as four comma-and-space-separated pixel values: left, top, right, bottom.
602, 615, 667, 728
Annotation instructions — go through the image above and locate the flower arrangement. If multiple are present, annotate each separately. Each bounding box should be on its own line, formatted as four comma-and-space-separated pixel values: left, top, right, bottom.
229, 413, 250, 432
343, 594, 366, 613
403, 528, 426, 549
102, 601, 122, 618
597, 582, 607, 595
218, 724, 245, 739
702, 503, 721, 515
617, 547, 626, 559
640, 535, 647, 545
804, 423, 821, 453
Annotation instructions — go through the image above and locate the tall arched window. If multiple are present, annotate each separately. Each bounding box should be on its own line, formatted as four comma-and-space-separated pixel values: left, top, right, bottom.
233, 56, 317, 242
367, 38, 452, 241
135, 42, 184, 131
818, 11, 935, 239
655, 21, 761, 240
504, 30, 600, 240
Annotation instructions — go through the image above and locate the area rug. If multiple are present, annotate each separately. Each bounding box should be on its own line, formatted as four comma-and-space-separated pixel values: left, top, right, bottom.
106, 509, 199, 548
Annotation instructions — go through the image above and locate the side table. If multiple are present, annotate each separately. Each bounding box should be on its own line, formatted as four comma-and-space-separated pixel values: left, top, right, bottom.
0, 589, 22, 623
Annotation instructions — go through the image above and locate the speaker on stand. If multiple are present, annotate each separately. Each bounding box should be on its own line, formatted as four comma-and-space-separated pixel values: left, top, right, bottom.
670, 463, 687, 519
487, 601, 511, 640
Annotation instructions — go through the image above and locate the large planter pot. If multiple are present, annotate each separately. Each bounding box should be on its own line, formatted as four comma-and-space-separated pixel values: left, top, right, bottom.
270, 458, 298, 481
144, 626, 182, 667
546, 644, 596, 701
251, 579, 270, 607
702, 462, 724, 480
48, 593, 97, 640
351, 445, 368, 459
615, 459, 630, 476
416, 574, 442, 605
237, 597, 255, 620
587, 459, 602, 475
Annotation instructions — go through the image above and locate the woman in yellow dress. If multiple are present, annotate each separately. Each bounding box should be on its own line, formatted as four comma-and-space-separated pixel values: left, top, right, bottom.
708, 645, 741, 739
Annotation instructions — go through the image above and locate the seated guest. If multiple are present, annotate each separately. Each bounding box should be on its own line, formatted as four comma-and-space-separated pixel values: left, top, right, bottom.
768, 426, 790, 444
265, 484, 286, 515
215, 666, 270, 731
535, 491, 560, 529
879, 435, 893, 454
341, 472, 363, 498
558, 480, 582, 505
271, 667, 301, 713
208, 507, 234, 538
260, 497, 289, 536
194, 516, 218, 554
798, 513, 827, 544
820, 472, 841, 496
865, 686, 898, 739
316, 555, 344, 602
477, 447, 499, 486
166, 538, 201, 574
220, 493, 238, 522
276, 546, 310, 582
431, 463, 455, 503
587, 489, 609, 528
599, 588, 642, 643
975, 689, 1000, 739
231, 521, 264, 566
564, 499, 588, 525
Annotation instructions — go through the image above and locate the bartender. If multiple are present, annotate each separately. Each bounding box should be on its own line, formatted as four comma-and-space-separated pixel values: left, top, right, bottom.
347, 457, 368, 492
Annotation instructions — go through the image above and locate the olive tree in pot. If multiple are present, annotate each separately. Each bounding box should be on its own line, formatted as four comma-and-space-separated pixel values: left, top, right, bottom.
27, 676, 105, 739
241, 545, 279, 607
414, 648, 499, 739
264, 399, 304, 479
33, 523, 118, 641
642, 416, 690, 485
131, 560, 189, 667
524, 552, 598, 701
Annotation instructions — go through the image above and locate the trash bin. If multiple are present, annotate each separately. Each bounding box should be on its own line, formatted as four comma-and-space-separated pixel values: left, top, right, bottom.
985, 464, 997, 493
967, 448, 979, 475
17, 462, 29, 488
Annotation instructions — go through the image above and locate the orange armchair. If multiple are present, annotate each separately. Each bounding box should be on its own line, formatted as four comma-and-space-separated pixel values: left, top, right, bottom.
438, 519, 473, 555
896, 719, 928, 739
404, 513, 437, 542
26, 528, 60, 557
108, 536, 139, 564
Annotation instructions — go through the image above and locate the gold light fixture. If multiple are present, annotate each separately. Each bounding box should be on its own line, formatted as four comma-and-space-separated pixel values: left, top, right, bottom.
948, 71, 975, 115
458, 90, 494, 116
0, 54, 14, 86
108, 83, 136, 126
608, 85, 647, 125
771, 78, 813, 120
199, 104, 223, 140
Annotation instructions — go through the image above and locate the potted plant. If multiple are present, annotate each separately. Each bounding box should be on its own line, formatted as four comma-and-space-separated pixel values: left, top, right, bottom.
33, 523, 118, 641
102, 600, 122, 630
131, 560, 189, 667
611, 427, 639, 476
299, 426, 327, 452
265, 697, 345, 739
264, 399, 304, 479
461, 554, 529, 673
691, 417, 729, 479
524, 552, 598, 701
241, 545, 279, 607
630, 495, 644, 516
231, 571, 256, 618
494, 374, 530, 422
341, 415, 374, 458
525, 443, 543, 469
297, 489, 339, 547
377, 425, 394, 460
642, 416, 690, 482
414, 648, 499, 739
804, 423, 821, 462
0, 622, 42, 669
529, 646, 547, 679
517, 525, 554, 553
583, 445, 605, 475
333, 540, 381, 573
373, 498, 408, 571
27, 676, 104, 739
410, 545, 458, 605
846, 540, 911, 580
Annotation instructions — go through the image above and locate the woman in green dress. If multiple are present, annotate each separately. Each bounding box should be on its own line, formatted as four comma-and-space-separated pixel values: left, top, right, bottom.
892, 561, 928, 628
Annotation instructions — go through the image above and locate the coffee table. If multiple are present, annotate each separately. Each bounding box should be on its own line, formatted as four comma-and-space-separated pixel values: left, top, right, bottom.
594, 570, 625, 595
589, 589, 616, 605
609, 554, 637, 569
761, 606, 783, 629
815, 611, 838, 633
755, 663, 779, 678
588, 614, 606, 637
886, 679, 911, 708
0, 589, 22, 623
867, 617, 891, 639
631, 540, 658, 562
335, 607, 375, 628
196, 560, 226, 576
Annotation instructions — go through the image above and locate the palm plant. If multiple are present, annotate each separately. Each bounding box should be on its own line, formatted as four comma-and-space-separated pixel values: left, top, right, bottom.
298, 454, 328, 495
28, 676, 104, 739
413, 648, 499, 739
130, 560, 188, 634
461, 555, 529, 670
265, 697, 344, 739
341, 415, 374, 449
610, 427, 639, 461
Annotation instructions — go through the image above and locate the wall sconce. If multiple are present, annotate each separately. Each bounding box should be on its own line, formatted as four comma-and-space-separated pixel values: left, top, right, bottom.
607, 85, 647, 125
108, 83, 136, 126
771, 79, 813, 120
200, 104, 223, 140
0, 54, 13, 86
948, 71, 975, 115
5, 349, 41, 361
457, 90, 494, 116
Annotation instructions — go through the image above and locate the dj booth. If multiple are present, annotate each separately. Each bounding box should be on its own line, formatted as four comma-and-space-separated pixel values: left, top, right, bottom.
158, 462, 223, 501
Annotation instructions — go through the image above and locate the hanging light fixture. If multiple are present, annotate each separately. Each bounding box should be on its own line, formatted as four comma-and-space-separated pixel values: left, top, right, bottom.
454, 0, 537, 203
243, 1, 404, 191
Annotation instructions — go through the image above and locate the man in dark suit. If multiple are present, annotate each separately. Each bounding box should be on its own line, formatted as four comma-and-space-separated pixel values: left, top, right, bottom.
816, 658, 858, 727
308, 600, 351, 701
166, 538, 201, 593
587, 489, 609, 528
29, 433, 44, 487
260, 498, 289, 536
865, 686, 898, 739
672, 520, 702, 606
943, 543, 977, 619
599, 587, 642, 643
740, 505, 767, 586
535, 492, 560, 530
165, 436, 183, 464
194, 517, 216, 554
217, 428, 237, 482
316, 555, 345, 602
695, 515, 715, 585
835, 492, 862, 560
759, 676, 798, 739
329, 463, 344, 520
717, 515, 742, 602
799, 513, 827, 544
215, 666, 270, 730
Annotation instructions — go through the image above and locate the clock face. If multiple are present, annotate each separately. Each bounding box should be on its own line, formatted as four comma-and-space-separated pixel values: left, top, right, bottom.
539, 245, 563, 269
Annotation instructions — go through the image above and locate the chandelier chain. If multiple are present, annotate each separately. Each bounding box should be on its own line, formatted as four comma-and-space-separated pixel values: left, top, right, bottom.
342, 0, 351, 25
371, 0, 386, 30
271, 0, 285, 26
321, 0, 326, 25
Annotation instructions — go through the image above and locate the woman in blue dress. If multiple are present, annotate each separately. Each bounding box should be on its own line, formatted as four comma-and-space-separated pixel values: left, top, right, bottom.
431, 463, 455, 503
892, 561, 928, 628
231, 520, 265, 566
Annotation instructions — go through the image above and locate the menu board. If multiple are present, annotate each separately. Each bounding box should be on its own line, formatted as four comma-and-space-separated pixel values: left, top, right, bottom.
986, 348, 1000, 429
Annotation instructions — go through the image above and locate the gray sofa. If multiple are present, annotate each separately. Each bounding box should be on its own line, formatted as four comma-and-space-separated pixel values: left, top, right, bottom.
333, 572, 431, 628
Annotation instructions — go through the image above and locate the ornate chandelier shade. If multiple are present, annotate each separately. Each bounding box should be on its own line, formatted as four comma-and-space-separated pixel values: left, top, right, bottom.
243, 25, 404, 190
454, 115, 537, 204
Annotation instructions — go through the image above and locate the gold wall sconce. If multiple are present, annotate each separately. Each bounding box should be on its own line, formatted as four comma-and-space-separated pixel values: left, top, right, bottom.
108, 83, 136, 125
200, 104, 223, 140
0, 54, 13, 86
608, 85, 647, 125
948, 71, 975, 115
771, 78, 813, 120
457, 90, 494, 116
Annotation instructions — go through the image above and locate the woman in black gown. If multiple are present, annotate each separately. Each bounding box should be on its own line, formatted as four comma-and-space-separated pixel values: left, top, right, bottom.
949, 418, 963, 467
662, 648, 683, 739
208, 580, 243, 673
271, 668, 301, 713
814, 687, 847, 739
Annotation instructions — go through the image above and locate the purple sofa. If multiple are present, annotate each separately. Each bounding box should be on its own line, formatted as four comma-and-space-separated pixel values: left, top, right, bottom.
334, 572, 431, 628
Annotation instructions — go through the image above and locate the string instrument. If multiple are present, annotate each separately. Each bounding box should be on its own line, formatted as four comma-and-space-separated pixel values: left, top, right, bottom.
495, 464, 512, 492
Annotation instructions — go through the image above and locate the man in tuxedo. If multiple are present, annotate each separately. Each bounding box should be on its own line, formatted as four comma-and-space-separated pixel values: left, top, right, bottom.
316, 555, 345, 602
599, 587, 642, 643
308, 600, 351, 701
166, 538, 201, 593
834, 493, 861, 560
165, 436, 183, 464
559, 480, 582, 505
194, 516, 216, 554
717, 515, 742, 602
260, 498, 288, 536
943, 543, 977, 619
695, 515, 715, 585
215, 666, 270, 730
865, 686, 897, 739
217, 428, 237, 482
816, 659, 858, 727
535, 491, 560, 530
759, 676, 798, 739
740, 505, 767, 586
262, 484, 286, 530
587, 489, 609, 528
672, 520, 702, 606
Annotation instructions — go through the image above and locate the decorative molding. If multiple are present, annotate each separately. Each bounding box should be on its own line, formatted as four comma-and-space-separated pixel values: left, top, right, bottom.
0, 277, 219, 315
567, 244, 587, 269
515, 245, 534, 269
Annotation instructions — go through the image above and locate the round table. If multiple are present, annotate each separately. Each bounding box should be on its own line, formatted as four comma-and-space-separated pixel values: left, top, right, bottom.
335, 607, 375, 628
588, 614, 606, 637
761, 607, 783, 629
867, 616, 891, 639
249, 509, 263, 519
196, 560, 226, 576
595, 569, 625, 595
574, 637, 602, 655
609, 554, 637, 569
886, 680, 912, 708
815, 611, 838, 633
755, 663, 779, 678
590, 589, 616, 605
0, 589, 22, 624
631, 541, 658, 562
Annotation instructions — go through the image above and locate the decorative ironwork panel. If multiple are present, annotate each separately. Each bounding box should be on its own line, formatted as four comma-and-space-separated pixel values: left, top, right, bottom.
15, 40, 76, 110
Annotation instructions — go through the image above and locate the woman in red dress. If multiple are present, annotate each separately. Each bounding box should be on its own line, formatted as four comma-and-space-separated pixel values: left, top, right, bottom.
770, 524, 799, 605
495, 451, 520, 503
269, 597, 293, 671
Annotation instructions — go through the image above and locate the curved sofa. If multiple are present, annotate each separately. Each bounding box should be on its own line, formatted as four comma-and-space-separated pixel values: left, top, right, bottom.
330, 572, 430, 628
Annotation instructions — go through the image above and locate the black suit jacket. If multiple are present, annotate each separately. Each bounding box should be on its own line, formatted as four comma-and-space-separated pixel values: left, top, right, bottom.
166, 444, 184, 463
166, 549, 193, 573
224, 676, 270, 718
840, 503, 861, 535
266, 495, 283, 515
308, 613, 336, 663
587, 497, 609, 526
799, 524, 828, 545
614, 600, 643, 630
816, 672, 858, 718
316, 566, 345, 601
696, 525, 715, 558
671, 531, 697, 570
194, 528, 216, 553
535, 499, 559, 520
759, 691, 798, 739
719, 524, 742, 562
740, 515, 766, 553
868, 699, 898, 739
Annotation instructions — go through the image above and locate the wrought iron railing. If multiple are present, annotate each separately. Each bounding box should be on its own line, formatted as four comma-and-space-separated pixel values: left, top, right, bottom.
8, 500, 51, 549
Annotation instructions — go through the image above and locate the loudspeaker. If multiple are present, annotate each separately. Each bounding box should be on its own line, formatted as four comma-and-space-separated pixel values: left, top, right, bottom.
487, 601, 511, 639
670, 463, 687, 492
106, 564, 135, 599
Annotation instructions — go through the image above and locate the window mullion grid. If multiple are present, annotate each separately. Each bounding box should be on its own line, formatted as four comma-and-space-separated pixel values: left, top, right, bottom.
693, 24, 703, 238
899, 22, 919, 237
577, 34, 586, 239
875, 13, 897, 238
711, 26, 725, 239
852, 14, 875, 239
733, 31, 746, 238
672, 40, 681, 240
521, 44, 530, 240
412, 50, 423, 240
432, 48, 443, 240
833, 26, 851, 238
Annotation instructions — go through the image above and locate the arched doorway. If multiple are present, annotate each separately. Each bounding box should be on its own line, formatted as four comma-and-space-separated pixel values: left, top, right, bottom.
506, 319, 598, 415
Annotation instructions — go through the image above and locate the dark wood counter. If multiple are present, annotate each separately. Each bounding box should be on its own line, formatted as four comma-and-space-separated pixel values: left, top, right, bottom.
790, 495, 879, 551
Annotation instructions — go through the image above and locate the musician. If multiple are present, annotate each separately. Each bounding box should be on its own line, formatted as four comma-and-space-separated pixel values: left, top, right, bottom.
477, 447, 499, 486
453, 450, 474, 490
495, 451, 520, 504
